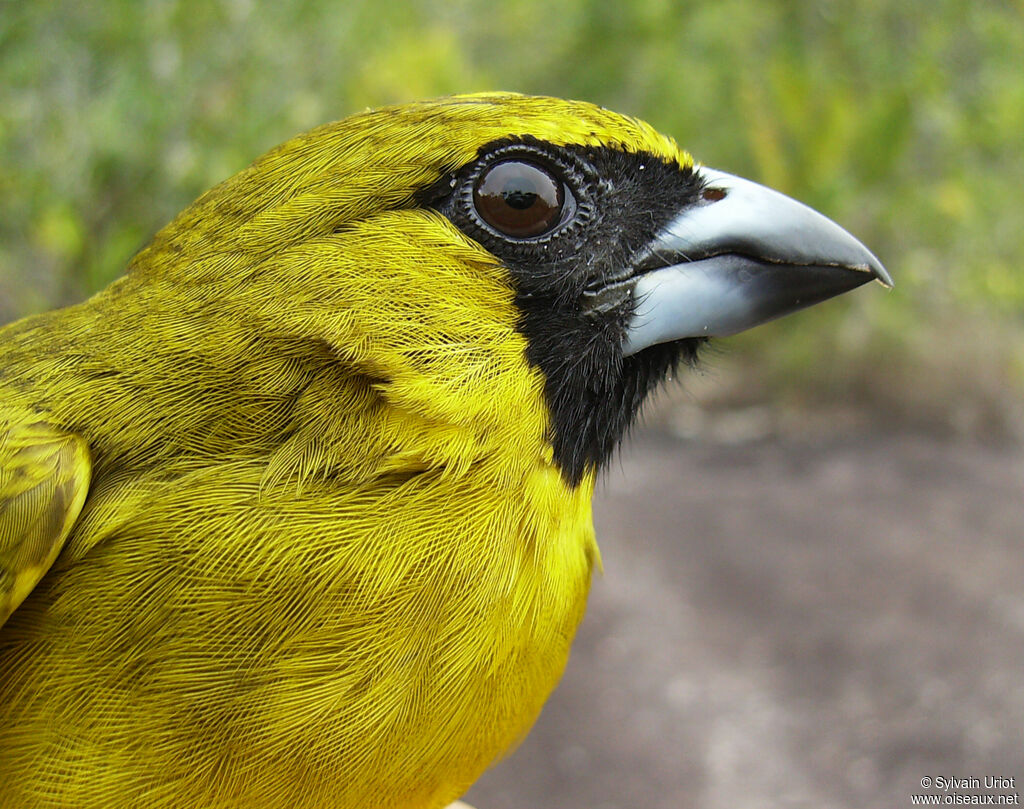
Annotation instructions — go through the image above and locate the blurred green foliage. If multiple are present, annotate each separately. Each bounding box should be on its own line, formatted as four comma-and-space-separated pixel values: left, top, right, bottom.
2, 0, 1022, 432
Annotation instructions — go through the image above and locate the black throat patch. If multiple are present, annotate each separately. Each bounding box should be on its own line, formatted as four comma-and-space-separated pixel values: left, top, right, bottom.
428, 139, 705, 486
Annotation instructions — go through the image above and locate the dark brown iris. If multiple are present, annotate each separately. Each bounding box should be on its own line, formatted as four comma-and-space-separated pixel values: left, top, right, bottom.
473, 160, 564, 238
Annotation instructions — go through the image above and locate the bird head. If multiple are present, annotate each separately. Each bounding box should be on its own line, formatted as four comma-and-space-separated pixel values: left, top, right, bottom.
125, 93, 889, 487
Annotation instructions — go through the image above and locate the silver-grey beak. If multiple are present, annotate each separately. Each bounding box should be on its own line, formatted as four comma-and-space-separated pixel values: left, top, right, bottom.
622, 168, 892, 356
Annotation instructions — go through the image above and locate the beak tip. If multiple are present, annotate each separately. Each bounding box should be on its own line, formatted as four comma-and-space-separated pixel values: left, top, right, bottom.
869, 257, 894, 289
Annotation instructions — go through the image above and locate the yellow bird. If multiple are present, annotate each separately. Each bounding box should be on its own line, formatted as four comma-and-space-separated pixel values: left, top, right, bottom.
0, 94, 889, 808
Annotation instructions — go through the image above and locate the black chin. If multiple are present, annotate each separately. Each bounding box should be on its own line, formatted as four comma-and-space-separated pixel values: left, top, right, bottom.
519, 297, 703, 485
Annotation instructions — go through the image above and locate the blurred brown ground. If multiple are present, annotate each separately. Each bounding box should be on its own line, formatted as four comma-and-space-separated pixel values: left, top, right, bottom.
466, 423, 1023, 809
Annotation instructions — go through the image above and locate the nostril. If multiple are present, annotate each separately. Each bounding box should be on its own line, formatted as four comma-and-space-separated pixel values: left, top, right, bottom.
702, 187, 727, 202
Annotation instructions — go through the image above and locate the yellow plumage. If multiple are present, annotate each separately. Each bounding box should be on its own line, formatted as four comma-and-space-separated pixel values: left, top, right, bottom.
0, 94, 649, 808
0, 93, 887, 807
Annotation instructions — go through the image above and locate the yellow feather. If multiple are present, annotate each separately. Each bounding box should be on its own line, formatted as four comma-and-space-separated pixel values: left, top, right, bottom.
1, 94, 680, 808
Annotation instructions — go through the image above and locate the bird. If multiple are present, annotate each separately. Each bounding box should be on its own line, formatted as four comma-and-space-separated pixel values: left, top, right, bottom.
0, 93, 889, 808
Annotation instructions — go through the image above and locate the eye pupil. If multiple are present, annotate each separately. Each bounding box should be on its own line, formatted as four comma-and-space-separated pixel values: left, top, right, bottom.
502, 188, 537, 210
473, 159, 565, 238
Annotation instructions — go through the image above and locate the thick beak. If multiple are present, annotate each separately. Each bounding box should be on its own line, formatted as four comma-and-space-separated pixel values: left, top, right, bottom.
622, 168, 892, 357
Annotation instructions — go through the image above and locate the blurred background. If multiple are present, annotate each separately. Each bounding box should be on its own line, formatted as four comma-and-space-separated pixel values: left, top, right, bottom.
2, 1, 1021, 807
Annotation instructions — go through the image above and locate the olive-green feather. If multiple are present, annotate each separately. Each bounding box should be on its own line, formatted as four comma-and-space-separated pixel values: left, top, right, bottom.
0, 415, 91, 626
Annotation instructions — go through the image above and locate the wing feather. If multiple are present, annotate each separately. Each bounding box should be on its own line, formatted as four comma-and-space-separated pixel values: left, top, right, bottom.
0, 416, 91, 626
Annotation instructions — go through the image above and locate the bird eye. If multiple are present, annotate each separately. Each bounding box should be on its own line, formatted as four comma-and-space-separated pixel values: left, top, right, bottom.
473, 160, 566, 238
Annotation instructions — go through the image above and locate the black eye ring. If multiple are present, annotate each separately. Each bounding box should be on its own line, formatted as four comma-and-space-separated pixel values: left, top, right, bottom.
472, 159, 573, 239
